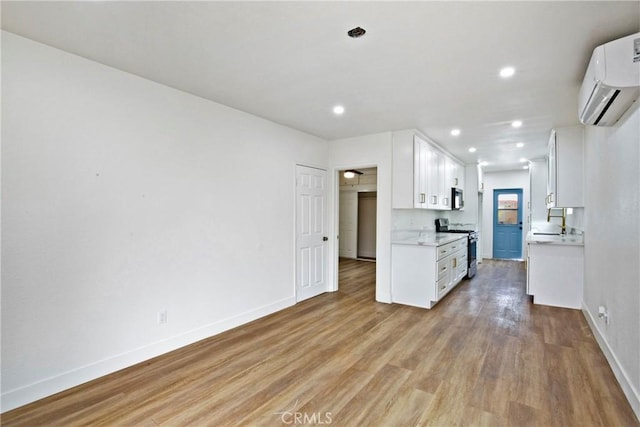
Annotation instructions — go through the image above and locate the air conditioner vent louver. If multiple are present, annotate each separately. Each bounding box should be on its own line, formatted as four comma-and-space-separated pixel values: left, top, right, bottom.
593, 89, 621, 125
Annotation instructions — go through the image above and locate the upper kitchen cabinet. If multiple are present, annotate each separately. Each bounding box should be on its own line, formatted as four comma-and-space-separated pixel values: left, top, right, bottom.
392, 129, 423, 209
427, 145, 448, 209
546, 126, 584, 208
445, 156, 465, 190
392, 130, 463, 210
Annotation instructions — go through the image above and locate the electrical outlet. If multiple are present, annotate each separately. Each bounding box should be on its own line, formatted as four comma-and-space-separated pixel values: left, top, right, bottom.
598, 305, 609, 325
158, 309, 168, 324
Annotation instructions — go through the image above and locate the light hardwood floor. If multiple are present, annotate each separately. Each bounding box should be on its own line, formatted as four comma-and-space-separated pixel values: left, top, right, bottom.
3, 259, 638, 426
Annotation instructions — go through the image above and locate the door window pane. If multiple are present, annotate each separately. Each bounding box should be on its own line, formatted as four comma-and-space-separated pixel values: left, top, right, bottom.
498, 194, 518, 209
498, 210, 518, 224
497, 193, 519, 224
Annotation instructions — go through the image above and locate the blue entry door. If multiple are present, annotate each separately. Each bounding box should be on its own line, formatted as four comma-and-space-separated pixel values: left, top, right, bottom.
493, 189, 523, 259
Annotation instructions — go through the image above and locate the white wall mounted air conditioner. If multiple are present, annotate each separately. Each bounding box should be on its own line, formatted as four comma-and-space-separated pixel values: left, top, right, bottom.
578, 32, 640, 126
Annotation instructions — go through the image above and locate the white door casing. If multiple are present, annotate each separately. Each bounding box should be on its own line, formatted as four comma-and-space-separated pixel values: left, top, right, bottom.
296, 165, 328, 301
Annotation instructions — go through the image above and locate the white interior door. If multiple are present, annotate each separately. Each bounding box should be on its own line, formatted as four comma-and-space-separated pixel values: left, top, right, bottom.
296, 165, 328, 301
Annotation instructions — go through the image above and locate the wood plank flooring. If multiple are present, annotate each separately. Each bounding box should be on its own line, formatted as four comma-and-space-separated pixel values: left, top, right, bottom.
3, 259, 638, 426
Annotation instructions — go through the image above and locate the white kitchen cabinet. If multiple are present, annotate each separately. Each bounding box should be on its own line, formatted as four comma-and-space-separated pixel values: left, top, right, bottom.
456, 160, 465, 190
527, 241, 583, 309
546, 132, 557, 207
393, 130, 425, 209
427, 145, 448, 209
414, 136, 429, 208
392, 237, 468, 309
392, 130, 464, 211
546, 126, 584, 208
446, 157, 464, 190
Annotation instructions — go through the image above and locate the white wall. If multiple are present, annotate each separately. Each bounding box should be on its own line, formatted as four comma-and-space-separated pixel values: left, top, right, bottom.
582, 104, 640, 418
529, 159, 548, 229
481, 170, 530, 259
391, 209, 447, 232
357, 192, 377, 259
338, 191, 358, 258
328, 133, 392, 303
1, 32, 327, 411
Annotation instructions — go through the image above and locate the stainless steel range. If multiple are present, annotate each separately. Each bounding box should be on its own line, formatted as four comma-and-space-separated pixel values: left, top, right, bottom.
435, 218, 478, 279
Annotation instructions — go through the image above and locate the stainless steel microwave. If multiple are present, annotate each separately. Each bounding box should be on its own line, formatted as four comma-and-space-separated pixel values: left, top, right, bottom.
452, 187, 464, 210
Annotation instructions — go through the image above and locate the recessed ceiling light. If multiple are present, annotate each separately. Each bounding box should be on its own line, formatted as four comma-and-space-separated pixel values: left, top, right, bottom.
344, 171, 355, 179
333, 105, 345, 115
468, 147, 477, 153
519, 157, 527, 163
516, 142, 525, 148
511, 120, 522, 128
480, 161, 489, 166
450, 128, 461, 136
499, 66, 515, 78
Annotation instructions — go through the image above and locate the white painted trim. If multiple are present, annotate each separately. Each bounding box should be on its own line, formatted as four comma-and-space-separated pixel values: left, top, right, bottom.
1, 297, 295, 413
582, 304, 640, 422
331, 163, 380, 297
331, 168, 341, 292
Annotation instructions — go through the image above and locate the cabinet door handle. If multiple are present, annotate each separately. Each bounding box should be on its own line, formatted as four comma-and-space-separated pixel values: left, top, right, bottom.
431, 196, 438, 205
453, 258, 457, 268
443, 197, 449, 206
420, 193, 426, 203
454, 177, 458, 186
549, 193, 554, 203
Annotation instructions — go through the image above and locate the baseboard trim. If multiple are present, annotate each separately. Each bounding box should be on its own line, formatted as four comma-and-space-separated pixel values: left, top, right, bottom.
1, 296, 296, 413
582, 303, 640, 422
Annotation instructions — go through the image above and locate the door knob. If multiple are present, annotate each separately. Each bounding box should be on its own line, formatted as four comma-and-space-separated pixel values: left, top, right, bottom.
323, 236, 329, 241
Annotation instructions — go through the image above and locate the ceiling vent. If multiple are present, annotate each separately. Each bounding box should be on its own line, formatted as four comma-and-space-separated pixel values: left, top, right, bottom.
347, 27, 366, 38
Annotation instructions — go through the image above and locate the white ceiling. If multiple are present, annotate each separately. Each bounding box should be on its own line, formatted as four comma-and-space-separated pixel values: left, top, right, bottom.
2, 1, 639, 171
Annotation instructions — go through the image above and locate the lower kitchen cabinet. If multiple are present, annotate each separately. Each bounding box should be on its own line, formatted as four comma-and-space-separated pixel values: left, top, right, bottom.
392, 237, 467, 309
527, 242, 583, 309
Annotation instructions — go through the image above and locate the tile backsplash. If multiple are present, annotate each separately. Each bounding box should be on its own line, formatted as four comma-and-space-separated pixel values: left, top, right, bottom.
392, 209, 446, 231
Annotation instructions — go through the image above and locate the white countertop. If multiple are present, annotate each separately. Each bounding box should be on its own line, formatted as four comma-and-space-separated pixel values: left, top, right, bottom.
392, 232, 467, 247
526, 231, 584, 246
